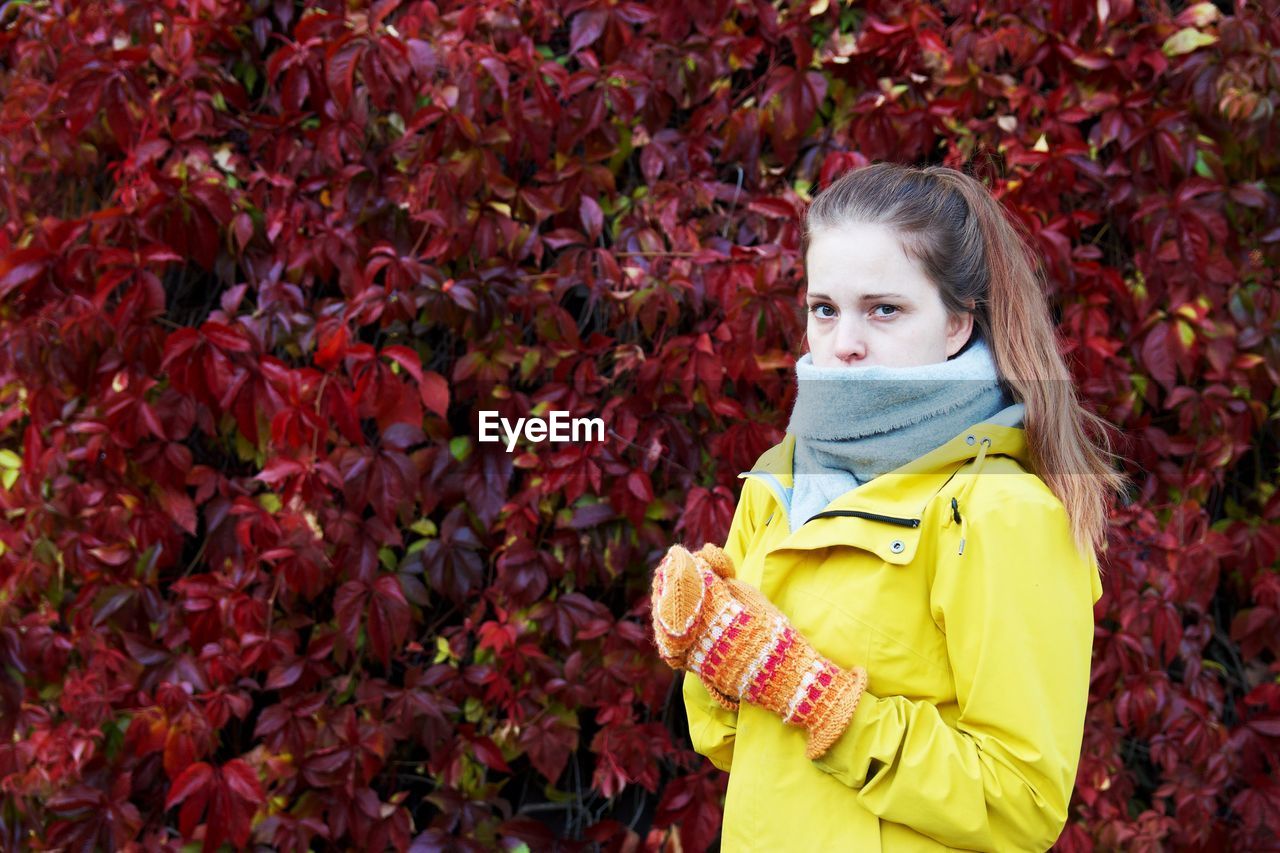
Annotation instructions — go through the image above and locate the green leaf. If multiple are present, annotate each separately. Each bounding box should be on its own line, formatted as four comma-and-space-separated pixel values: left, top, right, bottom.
1130, 373, 1149, 398
48, 563, 62, 608
1176, 318, 1196, 347
233, 427, 259, 464
519, 349, 540, 381
644, 497, 677, 521
103, 714, 130, 761
134, 543, 160, 580
1194, 150, 1213, 179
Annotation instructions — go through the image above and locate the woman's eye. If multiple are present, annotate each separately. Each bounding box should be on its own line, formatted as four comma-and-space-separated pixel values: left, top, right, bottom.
810, 304, 836, 319
873, 304, 900, 318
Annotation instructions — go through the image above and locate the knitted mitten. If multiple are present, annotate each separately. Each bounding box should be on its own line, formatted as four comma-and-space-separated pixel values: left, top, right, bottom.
650, 542, 744, 712
650, 542, 869, 760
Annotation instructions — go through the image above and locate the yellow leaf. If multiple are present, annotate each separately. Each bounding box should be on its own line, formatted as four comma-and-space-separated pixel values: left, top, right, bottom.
410, 518, 437, 537
1174, 303, 1200, 322
433, 635, 455, 664
1163, 28, 1217, 57
1176, 318, 1196, 347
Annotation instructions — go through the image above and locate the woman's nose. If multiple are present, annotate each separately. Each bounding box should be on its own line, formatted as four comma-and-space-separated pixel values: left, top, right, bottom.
834, 318, 867, 364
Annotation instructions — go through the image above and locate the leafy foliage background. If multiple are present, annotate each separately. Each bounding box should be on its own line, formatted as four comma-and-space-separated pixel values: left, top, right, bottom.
1, 0, 1278, 850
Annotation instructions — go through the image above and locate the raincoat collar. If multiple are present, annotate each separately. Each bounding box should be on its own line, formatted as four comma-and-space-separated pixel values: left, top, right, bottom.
737, 410, 1031, 563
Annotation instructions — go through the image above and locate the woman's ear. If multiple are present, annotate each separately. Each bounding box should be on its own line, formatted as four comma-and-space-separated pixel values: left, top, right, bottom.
945, 309, 975, 358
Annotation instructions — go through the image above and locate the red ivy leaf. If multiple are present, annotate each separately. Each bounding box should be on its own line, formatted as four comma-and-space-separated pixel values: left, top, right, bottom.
201, 321, 253, 353
470, 734, 512, 773
315, 324, 350, 370
421, 370, 449, 419
335, 580, 367, 664
569, 10, 607, 55
0, 246, 50, 298
518, 712, 579, 783
158, 487, 197, 536
580, 194, 604, 240
265, 658, 305, 691
381, 344, 423, 384
369, 575, 410, 668
1139, 323, 1178, 392
165, 759, 264, 852
325, 35, 364, 113
165, 761, 213, 831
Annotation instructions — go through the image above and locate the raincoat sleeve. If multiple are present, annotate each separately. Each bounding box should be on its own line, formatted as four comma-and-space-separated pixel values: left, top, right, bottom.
681, 480, 761, 773
810, 493, 1099, 851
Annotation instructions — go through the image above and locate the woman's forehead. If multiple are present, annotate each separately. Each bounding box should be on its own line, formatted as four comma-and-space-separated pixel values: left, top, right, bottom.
805, 223, 933, 298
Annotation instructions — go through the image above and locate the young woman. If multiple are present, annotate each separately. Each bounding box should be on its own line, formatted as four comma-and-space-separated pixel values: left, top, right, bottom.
650, 162, 1128, 851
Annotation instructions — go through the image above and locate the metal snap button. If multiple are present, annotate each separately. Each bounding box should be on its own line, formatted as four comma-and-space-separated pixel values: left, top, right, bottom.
966, 435, 976, 445
889, 539, 905, 554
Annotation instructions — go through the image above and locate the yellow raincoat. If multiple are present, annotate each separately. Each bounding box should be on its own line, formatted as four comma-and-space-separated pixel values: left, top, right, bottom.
683, 417, 1103, 852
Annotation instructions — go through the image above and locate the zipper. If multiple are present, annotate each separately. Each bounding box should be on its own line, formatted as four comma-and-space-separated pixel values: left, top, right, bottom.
740, 471, 921, 529
804, 454, 988, 530
805, 508, 921, 528
738, 450, 987, 534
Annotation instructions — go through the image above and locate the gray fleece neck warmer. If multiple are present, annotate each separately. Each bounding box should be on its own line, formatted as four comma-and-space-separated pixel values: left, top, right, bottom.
785, 335, 1021, 533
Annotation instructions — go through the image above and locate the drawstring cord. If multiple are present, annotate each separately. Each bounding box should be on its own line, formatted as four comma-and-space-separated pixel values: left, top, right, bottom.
942, 436, 991, 556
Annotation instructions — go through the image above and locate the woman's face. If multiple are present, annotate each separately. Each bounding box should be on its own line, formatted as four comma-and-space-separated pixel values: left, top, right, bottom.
804, 221, 973, 369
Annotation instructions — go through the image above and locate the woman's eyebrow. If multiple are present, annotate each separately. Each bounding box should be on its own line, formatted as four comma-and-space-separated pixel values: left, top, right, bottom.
807, 292, 909, 302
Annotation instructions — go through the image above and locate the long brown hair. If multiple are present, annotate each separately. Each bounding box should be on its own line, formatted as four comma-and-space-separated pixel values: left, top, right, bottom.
801, 161, 1128, 563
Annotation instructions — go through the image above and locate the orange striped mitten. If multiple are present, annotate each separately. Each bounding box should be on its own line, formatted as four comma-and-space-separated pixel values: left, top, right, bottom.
650, 542, 869, 760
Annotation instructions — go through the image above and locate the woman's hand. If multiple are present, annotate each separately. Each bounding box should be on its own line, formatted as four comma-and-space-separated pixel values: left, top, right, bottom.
650, 542, 744, 711
649, 542, 871, 760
